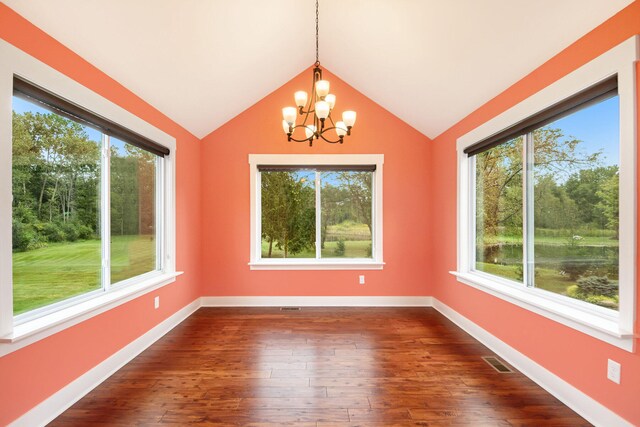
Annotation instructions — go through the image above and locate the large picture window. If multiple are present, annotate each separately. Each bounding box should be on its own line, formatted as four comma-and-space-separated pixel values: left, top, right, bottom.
0, 71, 177, 346
11, 81, 164, 321
455, 36, 637, 351
473, 92, 619, 308
249, 155, 383, 270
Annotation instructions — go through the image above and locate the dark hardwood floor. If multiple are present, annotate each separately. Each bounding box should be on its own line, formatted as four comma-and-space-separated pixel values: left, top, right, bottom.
50, 307, 590, 426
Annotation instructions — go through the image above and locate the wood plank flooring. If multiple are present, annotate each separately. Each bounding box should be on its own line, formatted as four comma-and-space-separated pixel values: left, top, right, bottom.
50, 307, 590, 426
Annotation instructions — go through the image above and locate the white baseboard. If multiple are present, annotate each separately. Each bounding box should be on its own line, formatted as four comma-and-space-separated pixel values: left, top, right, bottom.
431, 298, 632, 427
200, 295, 433, 307
10, 298, 201, 427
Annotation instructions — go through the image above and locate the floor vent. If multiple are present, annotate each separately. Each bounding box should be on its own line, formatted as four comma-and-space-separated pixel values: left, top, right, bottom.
280, 307, 301, 311
482, 356, 513, 373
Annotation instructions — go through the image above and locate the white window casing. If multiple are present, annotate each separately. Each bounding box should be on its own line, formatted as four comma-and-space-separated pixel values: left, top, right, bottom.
453, 35, 638, 352
249, 154, 384, 270
0, 39, 180, 355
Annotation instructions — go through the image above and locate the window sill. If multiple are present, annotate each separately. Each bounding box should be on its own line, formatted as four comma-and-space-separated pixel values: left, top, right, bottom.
450, 271, 635, 352
249, 260, 384, 270
0, 271, 183, 356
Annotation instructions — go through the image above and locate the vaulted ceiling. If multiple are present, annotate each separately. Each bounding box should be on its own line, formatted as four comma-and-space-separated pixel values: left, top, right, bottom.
3, 0, 633, 139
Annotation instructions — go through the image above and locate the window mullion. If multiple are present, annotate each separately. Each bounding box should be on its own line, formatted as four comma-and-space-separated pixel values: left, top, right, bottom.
315, 171, 321, 259
101, 134, 111, 292
523, 132, 535, 288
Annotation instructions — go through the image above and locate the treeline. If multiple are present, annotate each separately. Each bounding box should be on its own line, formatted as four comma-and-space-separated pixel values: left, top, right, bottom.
476, 127, 619, 238
12, 111, 154, 252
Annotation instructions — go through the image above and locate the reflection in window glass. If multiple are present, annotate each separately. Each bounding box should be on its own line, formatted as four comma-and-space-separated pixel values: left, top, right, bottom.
475, 137, 524, 282
110, 138, 158, 284
261, 170, 316, 258
321, 171, 372, 258
12, 96, 102, 315
533, 95, 619, 309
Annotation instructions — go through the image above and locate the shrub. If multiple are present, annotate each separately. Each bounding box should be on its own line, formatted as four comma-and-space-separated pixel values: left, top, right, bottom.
576, 276, 617, 298
76, 224, 94, 240
559, 260, 592, 280
334, 239, 346, 256
366, 243, 372, 258
61, 222, 80, 242
12, 219, 33, 251
43, 222, 65, 243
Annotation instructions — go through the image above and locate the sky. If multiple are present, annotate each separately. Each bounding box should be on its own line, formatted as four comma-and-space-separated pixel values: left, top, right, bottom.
549, 95, 619, 167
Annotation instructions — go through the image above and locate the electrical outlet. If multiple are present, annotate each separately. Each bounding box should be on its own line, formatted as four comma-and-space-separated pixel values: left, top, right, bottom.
607, 359, 621, 384
154, 296, 160, 309
359, 275, 365, 285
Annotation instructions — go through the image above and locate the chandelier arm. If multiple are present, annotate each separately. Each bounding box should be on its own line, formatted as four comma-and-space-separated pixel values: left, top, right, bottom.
317, 131, 343, 144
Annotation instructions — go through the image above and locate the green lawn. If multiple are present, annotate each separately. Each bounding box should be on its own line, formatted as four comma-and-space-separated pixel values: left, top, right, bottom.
13, 235, 155, 315
261, 239, 372, 259
481, 229, 618, 247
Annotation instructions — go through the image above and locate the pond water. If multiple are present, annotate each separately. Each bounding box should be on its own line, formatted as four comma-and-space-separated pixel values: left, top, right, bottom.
477, 242, 619, 279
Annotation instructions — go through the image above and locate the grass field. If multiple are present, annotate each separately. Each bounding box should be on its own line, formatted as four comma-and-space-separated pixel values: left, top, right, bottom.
261, 239, 371, 258
13, 235, 155, 315
261, 221, 372, 259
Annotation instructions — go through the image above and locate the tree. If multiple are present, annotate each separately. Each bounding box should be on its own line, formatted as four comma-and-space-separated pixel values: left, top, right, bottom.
565, 166, 617, 226
476, 127, 602, 239
261, 171, 315, 257
596, 172, 619, 238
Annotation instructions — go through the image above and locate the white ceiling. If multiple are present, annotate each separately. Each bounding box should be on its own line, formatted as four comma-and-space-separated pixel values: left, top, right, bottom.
3, 0, 633, 139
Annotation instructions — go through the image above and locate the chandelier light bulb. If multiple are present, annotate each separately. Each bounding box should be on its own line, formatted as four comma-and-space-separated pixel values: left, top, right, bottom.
282, 107, 297, 125
294, 91, 308, 108
325, 94, 336, 109
335, 121, 347, 137
342, 110, 356, 127
282, 119, 291, 134
305, 125, 317, 139
315, 80, 330, 97
315, 101, 330, 119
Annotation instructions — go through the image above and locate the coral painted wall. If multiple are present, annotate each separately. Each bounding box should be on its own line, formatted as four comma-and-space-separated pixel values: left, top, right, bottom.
0, 4, 202, 425
429, 1, 640, 424
200, 67, 432, 297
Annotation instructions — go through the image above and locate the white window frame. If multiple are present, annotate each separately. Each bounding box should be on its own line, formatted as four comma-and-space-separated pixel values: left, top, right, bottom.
0, 39, 179, 354
453, 36, 638, 352
249, 154, 384, 270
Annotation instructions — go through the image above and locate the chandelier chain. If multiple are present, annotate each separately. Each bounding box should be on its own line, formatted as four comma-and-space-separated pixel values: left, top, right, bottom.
315, 0, 319, 64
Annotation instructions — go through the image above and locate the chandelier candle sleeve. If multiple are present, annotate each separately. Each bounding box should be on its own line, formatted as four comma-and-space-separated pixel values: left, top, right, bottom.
283, 107, 297, 125
325, 94, 336, 109
315, 101, 330, 120
343, 111, 357, 128
282, 120, 291, 134
316, 80, 330, 97
305, 125, 316, 139
295, 91, 308, 108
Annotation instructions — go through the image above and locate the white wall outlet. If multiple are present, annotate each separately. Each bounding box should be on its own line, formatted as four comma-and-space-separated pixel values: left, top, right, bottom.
154, 296, 160, 309
607, 359, 621, 384
359, 275, 365, 285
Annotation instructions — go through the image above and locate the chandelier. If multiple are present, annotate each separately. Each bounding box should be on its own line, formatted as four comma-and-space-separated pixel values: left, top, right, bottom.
282, 0, 356, 146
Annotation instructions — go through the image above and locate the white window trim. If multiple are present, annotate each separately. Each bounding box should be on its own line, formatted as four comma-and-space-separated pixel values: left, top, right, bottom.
249, 154, 384, 270
0, 39, 179, 351
453, 35, 638, 352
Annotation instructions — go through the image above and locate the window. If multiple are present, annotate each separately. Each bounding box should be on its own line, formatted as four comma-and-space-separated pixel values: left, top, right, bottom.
10, 79, 166, 322
249, 155, 383, 270
455, 36, 637, 351
0, 38, 177, 347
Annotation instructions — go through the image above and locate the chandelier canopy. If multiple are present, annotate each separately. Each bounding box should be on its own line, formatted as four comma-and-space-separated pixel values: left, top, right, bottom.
282, 0, 356, 146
